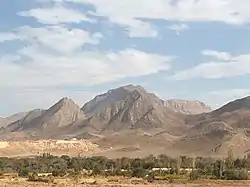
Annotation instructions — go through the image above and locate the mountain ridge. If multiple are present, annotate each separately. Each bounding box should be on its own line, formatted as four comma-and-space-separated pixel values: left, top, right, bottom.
1, 84, 250, 157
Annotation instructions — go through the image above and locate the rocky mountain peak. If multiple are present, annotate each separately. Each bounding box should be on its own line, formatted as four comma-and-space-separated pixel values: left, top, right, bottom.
81, 85, 183, 132
82, 85, 163, 115
45, 97, 80, 115
164, 99, 212, 115
4, 98, 86, 132
122, 84, 146, 93
41, 97, 85, 128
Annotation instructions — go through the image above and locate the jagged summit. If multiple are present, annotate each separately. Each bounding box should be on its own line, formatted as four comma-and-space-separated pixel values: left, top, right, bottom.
45, 97, 80, 116
4, 97, 85, 133
81, 84, 183, 132
164, 99, 212, 115
122, 84, 146, 92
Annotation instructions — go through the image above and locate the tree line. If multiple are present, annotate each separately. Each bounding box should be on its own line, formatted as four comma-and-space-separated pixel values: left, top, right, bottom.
0, 150, 249, 180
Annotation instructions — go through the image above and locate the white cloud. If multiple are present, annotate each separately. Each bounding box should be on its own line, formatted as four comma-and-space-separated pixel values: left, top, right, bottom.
0, 25, 173, 88
167, 23, 189, 35
17, 26, 102, 53
172, 51, 250, 80
0, 47, 173, 87
0, 33, 19, 42
201, 50, 232, 61
18, 4, 93, 24
127, 21, 158, 38
47, 0, 250, 37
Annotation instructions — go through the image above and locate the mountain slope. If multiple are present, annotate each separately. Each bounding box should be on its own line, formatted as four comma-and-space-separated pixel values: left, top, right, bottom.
4, 98, 85, 136
185, 96, 250, 129
0, 112, 29, 128
171, 96, 250, 156
211, 96, 250, 117
82, 85, 185, 134
164, 99, 212, 115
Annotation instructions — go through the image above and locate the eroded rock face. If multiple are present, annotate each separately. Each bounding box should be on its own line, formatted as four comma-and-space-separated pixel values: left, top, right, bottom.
41, 97, 85, 128
0, 112, 29, 128
81, 85, 182, 131
164, 99, 212, 115
5, 98, 85, 132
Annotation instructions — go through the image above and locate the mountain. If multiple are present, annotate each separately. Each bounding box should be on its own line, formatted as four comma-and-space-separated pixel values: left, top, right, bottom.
3, 98, 85, 138
82, 84, 185, 134
1, 84, 250, 157
185, 96, 250, 129
210, 96, 250, 117
164, 99, 212, 115
170, 96, 250, 156
0, 112, 29, 128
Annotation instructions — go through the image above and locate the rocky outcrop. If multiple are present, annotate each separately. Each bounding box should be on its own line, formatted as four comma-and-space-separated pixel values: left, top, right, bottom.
5, 97, 85, 132
82, 85, 183, 132
164, 99, 212, 115
40, 97, 85, 128
0, 112, 29, 128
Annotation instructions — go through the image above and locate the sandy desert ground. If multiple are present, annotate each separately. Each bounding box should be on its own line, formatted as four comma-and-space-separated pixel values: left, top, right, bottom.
1, 178, 250, 187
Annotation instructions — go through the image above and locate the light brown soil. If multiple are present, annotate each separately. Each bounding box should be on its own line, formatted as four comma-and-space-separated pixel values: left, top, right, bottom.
0, 140, 100, 157
1, 178, 250, 187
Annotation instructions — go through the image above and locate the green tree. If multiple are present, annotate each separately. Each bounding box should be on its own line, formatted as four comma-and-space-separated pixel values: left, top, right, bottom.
225, 149, 234, 169
131, 167, 147, 178
18, 167, 29, 177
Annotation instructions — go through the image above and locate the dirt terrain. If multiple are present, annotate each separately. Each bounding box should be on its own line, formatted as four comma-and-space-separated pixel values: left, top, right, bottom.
0, 139, 100, 157
1, 178, 250, 187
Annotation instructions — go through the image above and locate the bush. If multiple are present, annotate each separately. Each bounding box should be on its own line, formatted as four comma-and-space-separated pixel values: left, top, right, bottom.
52, 169, 66, 177
189, 170, 200, 181
18, 168, 29, 177
91, 166, 102, 176
28, 172, 38, 181
223, 169, 248, 180
238, 169, 248, 180
131, 168, 147, 178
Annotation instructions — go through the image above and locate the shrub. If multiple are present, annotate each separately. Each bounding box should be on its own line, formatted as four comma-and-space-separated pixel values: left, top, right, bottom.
131, 168, 147, 178
52, 169, 66, 177
189, 170, 200, 181
238, 169, 248, 180
223, 169, 248, 180
91, 166, 102, 176
28, 172, 38, 181
18, 168, 29, 177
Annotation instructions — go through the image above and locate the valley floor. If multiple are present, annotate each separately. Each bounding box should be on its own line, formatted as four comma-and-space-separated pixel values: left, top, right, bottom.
1, 178, 250, 187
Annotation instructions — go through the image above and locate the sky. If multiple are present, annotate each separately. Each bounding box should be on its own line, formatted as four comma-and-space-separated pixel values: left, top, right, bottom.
0, 0, 250, 116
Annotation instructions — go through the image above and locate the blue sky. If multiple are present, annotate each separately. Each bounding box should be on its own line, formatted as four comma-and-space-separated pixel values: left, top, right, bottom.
1, 0, 250, 116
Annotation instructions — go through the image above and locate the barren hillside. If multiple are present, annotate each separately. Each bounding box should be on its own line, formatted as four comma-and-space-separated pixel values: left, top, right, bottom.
82, 84, 186, 134
170, 96, 250, 156
0, 112, 29, 128
3, 98, 85, 137
164, 99, 212, 115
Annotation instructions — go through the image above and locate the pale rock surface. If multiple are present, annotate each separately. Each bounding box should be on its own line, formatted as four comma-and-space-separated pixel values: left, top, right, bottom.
164, 99, 212, 115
